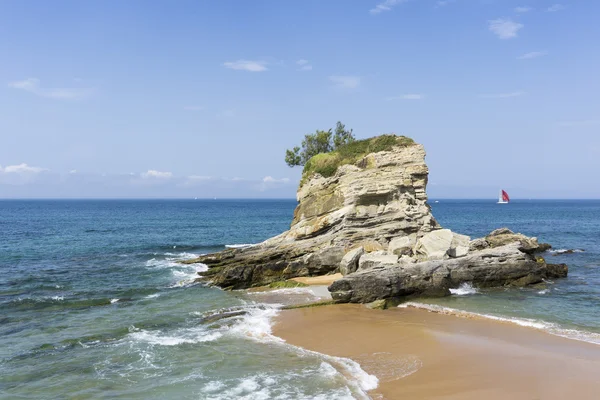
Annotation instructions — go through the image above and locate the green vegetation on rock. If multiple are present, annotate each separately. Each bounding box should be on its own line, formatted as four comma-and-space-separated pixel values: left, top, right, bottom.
281, 300, 336, 310
267, 280, 309, 288
299, 134, 415, 185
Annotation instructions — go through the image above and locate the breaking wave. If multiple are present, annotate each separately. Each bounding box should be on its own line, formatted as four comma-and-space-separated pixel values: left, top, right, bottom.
449, 282, 478, 296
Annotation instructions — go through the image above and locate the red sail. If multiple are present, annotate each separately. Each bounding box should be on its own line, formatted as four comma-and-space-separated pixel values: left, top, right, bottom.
502, 190, 510, 202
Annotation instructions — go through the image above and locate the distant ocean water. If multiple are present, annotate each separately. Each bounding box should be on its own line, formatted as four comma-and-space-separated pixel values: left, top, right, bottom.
1, 199, 599, 399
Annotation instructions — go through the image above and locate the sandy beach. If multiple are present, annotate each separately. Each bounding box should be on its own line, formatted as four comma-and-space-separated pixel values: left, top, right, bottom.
273, 304, 600, 400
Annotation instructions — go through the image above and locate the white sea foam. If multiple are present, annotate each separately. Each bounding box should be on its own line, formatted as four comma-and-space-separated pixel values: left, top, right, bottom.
399, 302, 600, 345
537, 289, 550, 295
548, 248, 584, 255
144, 251, 208, 287
129, 328, 222, 346
145, 293, 160, 299
51, 296, 64, 301
168, 263, 208, 288
449, 282, 478, 296
195, 302, 378, 397
226, 304, 283, 342
110, 298, 119, 304
225, 243, 256, 249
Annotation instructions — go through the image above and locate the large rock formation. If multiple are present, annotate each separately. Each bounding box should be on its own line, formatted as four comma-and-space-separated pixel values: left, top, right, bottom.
189, 136, 438, 289
186, 135, 567, 299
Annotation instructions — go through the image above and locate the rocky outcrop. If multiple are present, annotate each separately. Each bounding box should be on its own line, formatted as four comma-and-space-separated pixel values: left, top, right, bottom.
329, 243, 563, 303
186, 135, 567, 298
189, 136, 439, 289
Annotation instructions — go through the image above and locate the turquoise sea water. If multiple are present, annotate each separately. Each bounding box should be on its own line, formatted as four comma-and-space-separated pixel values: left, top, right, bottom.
1, 199, 599, 399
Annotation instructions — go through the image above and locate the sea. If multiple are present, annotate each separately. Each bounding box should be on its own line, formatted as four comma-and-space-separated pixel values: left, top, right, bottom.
1, 199, 599, 399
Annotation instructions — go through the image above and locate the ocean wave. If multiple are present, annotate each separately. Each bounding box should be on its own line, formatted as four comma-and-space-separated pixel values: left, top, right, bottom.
225, 243, 256, 249
143, 251, 208, 288
128, 327, 222, 346
187, 302, 377, 398
548, 248, 585, 255
168, 263, 208, 288
7, 296, 113, 311
449, 282, 478, 296
219, 303, 377, 397
399, 302, 600, 345
201, 373, 356, 400
145, 252, 199, 269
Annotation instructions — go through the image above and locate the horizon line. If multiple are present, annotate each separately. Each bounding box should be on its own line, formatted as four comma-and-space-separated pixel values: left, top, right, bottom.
2, 197, 600, 201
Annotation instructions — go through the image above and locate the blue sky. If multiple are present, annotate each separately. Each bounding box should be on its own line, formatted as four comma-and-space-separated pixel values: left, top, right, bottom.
1, 0, 598, 198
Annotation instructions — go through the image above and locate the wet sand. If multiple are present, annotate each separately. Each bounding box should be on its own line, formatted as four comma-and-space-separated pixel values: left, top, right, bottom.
273, 304, 600, 400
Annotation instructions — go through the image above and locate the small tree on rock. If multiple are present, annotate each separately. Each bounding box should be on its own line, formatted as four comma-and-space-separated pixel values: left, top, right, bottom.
285, 122, 355, 167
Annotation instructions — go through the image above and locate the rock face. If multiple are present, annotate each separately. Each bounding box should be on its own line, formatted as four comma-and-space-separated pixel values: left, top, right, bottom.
186, 135, 567, 299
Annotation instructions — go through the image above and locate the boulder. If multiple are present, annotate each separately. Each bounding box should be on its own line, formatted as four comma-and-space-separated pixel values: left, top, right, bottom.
469, 238, 489, 252
485, 228, 544, 254
339, 247, 365, 276
304, 247, 346, 275
414, 229, 453, 260
447, 233, 470, 258
358, 251, 399, 270
388, 236, 414, 256
365, 299, 388, 310
545, 263, 568, 278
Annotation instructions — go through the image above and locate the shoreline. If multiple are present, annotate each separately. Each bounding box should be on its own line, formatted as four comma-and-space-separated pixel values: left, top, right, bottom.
272, 303, 600, 400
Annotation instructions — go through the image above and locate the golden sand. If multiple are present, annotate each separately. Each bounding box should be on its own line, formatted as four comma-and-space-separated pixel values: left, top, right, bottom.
290, 273, 342, 286
273, 304, 600, 400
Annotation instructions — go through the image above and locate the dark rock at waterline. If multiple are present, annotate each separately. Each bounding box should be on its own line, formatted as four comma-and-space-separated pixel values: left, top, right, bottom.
328, 243, 556, 304
545, 263, 569, 278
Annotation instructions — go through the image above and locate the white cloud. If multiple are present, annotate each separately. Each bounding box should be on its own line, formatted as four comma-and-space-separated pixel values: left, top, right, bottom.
8, 78, 92, 100
547, 4, 565, 12
297, 59, 313, 71
141, 170, 173, 179
479, 91, 526, 98
387, 94, 425, 100
223, 60, 268, 72
488, 18, 523, 39
514, 6, 532, 13
69, 170, 77, 174
517, 51, 547, 60
0, 163, 46, 174
369, 0, 408, 15
184, 105, 204, 111
0, 163, 47, 185
329, 75, 361, 89
262, 176, 290, 184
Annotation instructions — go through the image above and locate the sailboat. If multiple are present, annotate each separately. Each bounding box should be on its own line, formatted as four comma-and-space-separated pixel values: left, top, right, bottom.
497, 189, 510, 204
